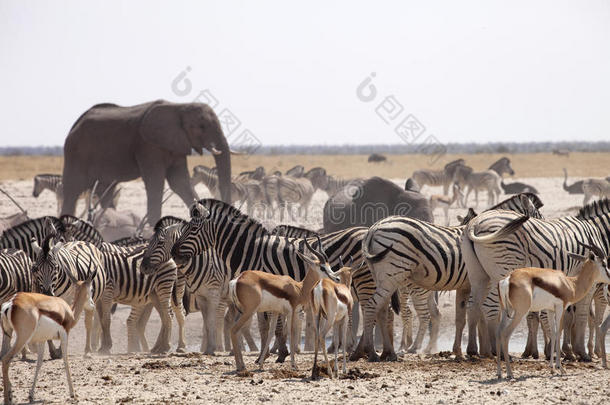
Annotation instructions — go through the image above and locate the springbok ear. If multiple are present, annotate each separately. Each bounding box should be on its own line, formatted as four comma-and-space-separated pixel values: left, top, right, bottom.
456, 215, 464, 223
568, 252, 586, 262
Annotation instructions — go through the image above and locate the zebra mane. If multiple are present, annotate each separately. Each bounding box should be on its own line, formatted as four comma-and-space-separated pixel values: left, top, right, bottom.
199, 199, 269, 234
154, 216, 187, 233
34, 173, 61, 178
577, 198, 610, 220
491, 193, 543, 210
271, 224, 318, 238
59, 215, 103, 246
40, 232, 59, 255
1, 216, 64, 240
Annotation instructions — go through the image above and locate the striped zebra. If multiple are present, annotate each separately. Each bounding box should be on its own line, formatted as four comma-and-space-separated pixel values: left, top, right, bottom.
56, 215, 185, 353
143, 217, 252, 354
360, 193, 543, 360
324, 176, 363, 198
464, 198, 610, 361
1, 216, 64, 260
0, 249, 32, 356
277, 177, 315, 221
29, 235, 107, 355
32, 174, 63, 215
170, 199, 388, 362
411, 159, 465, 195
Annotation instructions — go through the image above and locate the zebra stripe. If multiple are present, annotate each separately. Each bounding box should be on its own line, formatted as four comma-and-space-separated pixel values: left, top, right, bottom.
465, 198, 610, 360
361, 193, 543, 358
170, 199, 380, 356
0, 249, 32, 303
1, 216, 65, 260
32, 174, 62, 197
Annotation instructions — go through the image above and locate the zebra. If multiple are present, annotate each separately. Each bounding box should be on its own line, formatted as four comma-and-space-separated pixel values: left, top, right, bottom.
29, 235, 107, 356
464, 198, 610, 361
0, 249, 33, 356
142, 217, 260, 355
277, 176, 315, 221
411, 159, 465, 195
55, 215, 185, 353
360, 193, 543, 360
1, 216, 64, 261
323, 176, 362, 198
32, 174, 63, 215
169, 198, 389, 362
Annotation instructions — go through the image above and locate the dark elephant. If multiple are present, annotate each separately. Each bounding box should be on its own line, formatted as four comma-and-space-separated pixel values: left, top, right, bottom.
322, 176, 433, 233
61, 100, 232, 226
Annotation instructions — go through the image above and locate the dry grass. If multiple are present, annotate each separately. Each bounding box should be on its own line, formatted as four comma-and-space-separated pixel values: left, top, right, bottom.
0, 152, 608, 181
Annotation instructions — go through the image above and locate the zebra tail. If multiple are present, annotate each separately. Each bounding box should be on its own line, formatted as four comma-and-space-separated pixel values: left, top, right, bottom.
391, 290, 400, 315
182, 288, 192, 315
468, 215, 530, 243
364, 240, 396, 264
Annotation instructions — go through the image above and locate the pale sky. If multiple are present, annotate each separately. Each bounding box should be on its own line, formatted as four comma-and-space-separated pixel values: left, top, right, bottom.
1, 0, 609, 147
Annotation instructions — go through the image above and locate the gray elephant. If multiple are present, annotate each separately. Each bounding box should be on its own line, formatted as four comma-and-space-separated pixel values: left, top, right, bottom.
61, 100, 232, 225
322, 176, 433, 233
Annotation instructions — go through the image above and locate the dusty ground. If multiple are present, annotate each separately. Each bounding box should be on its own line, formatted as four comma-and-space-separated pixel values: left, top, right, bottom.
0, 154, 609, 404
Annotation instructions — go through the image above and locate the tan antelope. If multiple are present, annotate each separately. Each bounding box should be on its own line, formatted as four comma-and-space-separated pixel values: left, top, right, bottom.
428, 183, 463, 225
228, 237, 338, 372
311, 255, 357, 379
0, 255, 96, 404
495, 242, 610, 379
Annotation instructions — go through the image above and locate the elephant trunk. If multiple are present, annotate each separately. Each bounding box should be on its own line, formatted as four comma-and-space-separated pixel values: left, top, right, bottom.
213, 135, 232, 204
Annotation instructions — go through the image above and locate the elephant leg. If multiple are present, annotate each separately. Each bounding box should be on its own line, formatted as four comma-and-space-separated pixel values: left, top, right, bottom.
140, 165, 165, 227
167, 160, 198, 209
60, 170, 88, 216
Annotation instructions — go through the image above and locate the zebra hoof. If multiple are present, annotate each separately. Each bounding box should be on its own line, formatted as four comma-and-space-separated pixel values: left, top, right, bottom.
380, 351, 397, 362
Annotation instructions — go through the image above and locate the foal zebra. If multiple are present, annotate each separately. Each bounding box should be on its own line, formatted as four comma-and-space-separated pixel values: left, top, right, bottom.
170, 199, 388, 362
465, 198, 610, 361
360, 193, 543, 360
411, 159, 465, 195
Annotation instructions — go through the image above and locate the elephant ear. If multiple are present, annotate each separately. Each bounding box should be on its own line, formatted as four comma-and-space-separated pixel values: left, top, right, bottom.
140, 103, 192, 155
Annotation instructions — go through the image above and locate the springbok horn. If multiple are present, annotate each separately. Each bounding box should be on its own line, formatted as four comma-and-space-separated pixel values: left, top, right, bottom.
304, 237, 326, 263
88, 180, 99, 214
316, 235, 329, 262
576, 240, 605, 259
349, 255, 354, 268
339, 255, 344, 268
210, 147, 222, 155
0, 187, 27, 215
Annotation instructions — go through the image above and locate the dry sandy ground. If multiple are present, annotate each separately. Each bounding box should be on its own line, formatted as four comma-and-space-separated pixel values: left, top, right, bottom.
1, 170, 610, 404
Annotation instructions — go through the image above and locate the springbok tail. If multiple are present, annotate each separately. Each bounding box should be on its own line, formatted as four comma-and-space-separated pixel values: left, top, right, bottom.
497, 277, 513, 319
228, 279, 242, 313
0, 300, 14, 337
468, 215, 529, 243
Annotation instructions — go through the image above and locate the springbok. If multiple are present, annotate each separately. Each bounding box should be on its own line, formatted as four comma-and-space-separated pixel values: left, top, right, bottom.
228, 237, 338, 372
0, 254, 96, 404
495, 242, 610, 379
311, 255, 357, 379
429, 183, 463, 225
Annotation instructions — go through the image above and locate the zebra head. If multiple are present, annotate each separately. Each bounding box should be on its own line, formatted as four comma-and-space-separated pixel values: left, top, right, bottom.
142, 218, 188, 274
31, 234, 63, 296
171, 201, 212, 264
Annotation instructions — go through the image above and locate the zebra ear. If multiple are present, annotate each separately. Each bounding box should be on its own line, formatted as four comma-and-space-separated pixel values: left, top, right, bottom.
31, 238, 42, 256
51, 241, 64, 257
568, 252, 586, 262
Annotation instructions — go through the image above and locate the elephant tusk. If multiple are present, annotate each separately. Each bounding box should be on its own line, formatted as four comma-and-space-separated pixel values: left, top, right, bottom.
210, 147, 222, 155
230, 149, 246, 155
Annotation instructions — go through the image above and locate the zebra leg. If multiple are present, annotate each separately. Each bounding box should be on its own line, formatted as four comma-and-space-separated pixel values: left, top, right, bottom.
269, 313, 282, 354
462, 235, 492, 356
136, 303, 153, 352
275, 315, 289, 363
203, 292, 220, 355
47, 340, 62, 360
379, 306, 396, 361
260, 313, 279, 370
453, 287, 469, 358
304, 307, 315, 352
150, 295, 172, 354
255, 313, 269, 363
522, 312, 540, 359
600, 312, 609, 368
539, 310, 552, 360
408, 288, 431, 354
83, 308, 94, 356
398, 286, 413, 353
572, 290, 594, 361
127, 306, 145, 353
424, 292, 440, 354
199, 296, 209, 353
172, 299, 187, 353
96, 292, 114, 354
593, 289, 606, 358
224, 305, 235, 353
561, 307, 575, 360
